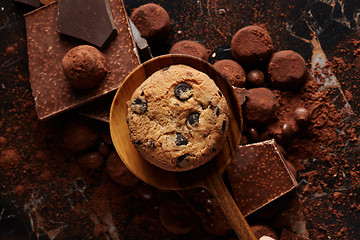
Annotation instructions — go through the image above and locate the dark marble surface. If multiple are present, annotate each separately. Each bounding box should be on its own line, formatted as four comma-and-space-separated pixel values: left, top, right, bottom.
1, 0, 360, 239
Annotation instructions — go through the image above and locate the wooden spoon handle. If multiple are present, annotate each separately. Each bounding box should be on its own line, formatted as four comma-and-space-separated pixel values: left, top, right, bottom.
204, 173, 257, 240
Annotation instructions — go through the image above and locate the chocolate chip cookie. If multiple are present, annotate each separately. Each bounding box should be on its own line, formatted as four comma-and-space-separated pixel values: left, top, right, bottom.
126, 65, 229, 172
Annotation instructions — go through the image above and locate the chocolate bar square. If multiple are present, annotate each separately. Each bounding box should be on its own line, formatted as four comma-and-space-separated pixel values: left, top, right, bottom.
25, 0, 140, 120
227, 139, 298, 216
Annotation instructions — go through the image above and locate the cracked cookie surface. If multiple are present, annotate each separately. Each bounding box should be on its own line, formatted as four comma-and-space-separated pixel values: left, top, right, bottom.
127, 65, 229, 171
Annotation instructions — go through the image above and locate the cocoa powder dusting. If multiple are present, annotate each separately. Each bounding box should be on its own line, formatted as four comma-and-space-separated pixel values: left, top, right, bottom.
1, 0, 360, 239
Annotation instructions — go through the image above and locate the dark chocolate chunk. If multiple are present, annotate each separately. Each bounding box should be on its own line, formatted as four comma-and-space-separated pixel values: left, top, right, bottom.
175, 133, 188, 146
131, 97, 147, 114
227, 139, 298, 216
135, 140, 142, 145
174, 82, 192, 101
57, 0, 118, 49
216, 107, 220, 116
14, 0, 41, 8
141, 91, 144, 96
222, 120, 226, 131
177, 154, 191, 167
187, 113, 200, 126
218, 90, 222, 97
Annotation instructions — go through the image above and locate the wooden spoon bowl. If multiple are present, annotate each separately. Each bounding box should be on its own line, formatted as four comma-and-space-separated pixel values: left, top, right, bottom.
110, 54, 256, 239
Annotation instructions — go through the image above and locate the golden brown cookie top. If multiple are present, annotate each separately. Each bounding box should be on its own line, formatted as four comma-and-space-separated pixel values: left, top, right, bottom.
127, 65, 229, 172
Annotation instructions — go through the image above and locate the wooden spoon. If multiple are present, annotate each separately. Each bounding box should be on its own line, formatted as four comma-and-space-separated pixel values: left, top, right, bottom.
110, 54, 256, 239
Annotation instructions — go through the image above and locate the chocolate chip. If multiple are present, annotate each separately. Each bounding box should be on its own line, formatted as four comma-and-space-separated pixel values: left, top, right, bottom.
222, 120, 226, 131
218, 91, 222, 97
175, 133, 188, 146
209, 102, 215, 110
135, 140, 142, 145
174, 82, 192, 101
212, 148, 216, 152
141, 91, 144, 96
216, 107, 220, 116
149, 140, 155, 148
131, 97, 147, 114
177, 154, 191, 167
187, 113, 200, 126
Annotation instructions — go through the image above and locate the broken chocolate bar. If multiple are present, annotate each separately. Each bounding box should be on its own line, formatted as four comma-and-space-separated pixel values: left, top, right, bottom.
57, 0, 117, 49
227, 139, 297, 216
25, 1, 140, 120
178, 139, 298, 233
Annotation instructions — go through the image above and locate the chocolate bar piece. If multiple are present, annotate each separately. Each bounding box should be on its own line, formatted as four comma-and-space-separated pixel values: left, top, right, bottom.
25, 1, 140, 120
178, 139, 297, 235
14, 0, 41, 8
57, 0, 117, 49
227, 139, 297, 216
280, 229, 309, 240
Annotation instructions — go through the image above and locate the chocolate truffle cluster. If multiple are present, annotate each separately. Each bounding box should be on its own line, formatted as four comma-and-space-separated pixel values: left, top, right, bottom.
212, 25, 311, 148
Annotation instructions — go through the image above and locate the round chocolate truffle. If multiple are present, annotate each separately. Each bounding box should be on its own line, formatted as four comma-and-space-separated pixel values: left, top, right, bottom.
243, 87, 276, 125
231, 25, 274, 66
77, 151, 104, 169
159, 195, 199, 235
169, 40, 210, 60
213, 59, 246, 87
247, 69, 265, 88
130, 3, 171, 44
250, 224, 279, 240
267, 50, 308, 90
106, 151, 139, 186
62, 118, 99, 153
62, 45, 108, 89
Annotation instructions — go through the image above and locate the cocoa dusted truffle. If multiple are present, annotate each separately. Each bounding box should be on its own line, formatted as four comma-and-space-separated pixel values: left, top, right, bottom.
267, 50, 308, 90
130, 3, 171, 44
213, 59, 246, 87
106, 151, 139, 186
159, 194, 199, 235
169, 40, 210, 60
62, 45, 108, 89
62, 117, 100, 153
77, 151, 104, 169
243, 87, 276, 125
231, 25, 274, 66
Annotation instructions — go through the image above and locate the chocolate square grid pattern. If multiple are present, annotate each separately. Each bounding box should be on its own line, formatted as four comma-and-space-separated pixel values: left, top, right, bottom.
25, 0, 140, 120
